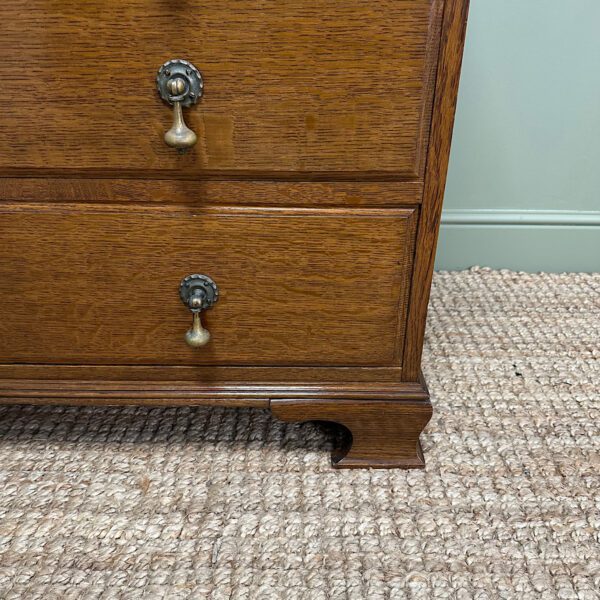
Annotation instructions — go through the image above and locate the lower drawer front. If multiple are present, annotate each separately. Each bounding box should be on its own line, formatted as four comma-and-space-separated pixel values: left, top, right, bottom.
0, 204, 416, 367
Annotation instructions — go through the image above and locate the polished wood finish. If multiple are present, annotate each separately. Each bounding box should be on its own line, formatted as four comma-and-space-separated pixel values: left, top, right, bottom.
403, 0, 471, 380
0, 204, 416, 367
272, 395, 432, 468
0, 380, 427, 403
0, 0, 470, 468
0, 365, 404, 384
1, 0, 442, 178
0, 179, 424, 207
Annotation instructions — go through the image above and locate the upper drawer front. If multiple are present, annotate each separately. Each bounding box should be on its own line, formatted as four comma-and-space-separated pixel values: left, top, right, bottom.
1, 0, 442, 178
0, 204, 416, 367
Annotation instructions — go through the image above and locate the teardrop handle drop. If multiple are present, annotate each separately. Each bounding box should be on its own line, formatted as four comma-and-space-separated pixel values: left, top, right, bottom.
185, 311, 211, 347
164, 100, 197, 151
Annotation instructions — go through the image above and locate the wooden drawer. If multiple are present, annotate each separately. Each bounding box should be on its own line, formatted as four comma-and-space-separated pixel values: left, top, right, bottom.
0, 204, 416, 367
1, 0, 442, 178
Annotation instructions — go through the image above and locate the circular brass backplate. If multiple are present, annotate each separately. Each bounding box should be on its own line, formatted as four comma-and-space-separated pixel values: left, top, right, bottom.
157, 59, 204, 108
179, 274, 219, 310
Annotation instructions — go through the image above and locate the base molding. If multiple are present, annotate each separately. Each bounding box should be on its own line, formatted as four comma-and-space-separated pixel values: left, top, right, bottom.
0, 379, 428, 404
438, 210, 600, 272
0, 377, 433, 469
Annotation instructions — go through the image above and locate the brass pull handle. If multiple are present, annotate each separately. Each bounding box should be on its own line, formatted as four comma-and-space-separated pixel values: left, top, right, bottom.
165, 84, 197, 150
157, 59, 204, 152
186, 311, 211, 348
179, 274, 219, 348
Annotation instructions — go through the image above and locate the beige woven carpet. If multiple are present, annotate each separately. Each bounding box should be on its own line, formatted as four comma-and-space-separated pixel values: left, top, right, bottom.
0, 268, 598, 599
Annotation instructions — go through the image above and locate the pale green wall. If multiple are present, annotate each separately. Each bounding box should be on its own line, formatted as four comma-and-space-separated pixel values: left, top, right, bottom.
437, 0, 600, 272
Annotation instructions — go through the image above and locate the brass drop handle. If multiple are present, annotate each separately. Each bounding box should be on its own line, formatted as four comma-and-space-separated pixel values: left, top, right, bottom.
157, 59, 204, 152
179, 274, 219, 348
165, 78, 197, 150
186, 298, 211, 347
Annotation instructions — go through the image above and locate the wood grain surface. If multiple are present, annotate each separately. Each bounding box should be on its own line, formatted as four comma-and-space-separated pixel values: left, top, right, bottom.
0, 365, 404, 384
0, 204, 416, 367
0, 379, 427, 405
0, 179, 424, 207
402, 0, 470, 380
271, 396, 432, 468
0, 0, 470, 468
0, 0, 442, 178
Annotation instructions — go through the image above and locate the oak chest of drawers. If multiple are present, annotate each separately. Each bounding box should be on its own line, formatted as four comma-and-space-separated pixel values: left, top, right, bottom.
0, 0, 469, 468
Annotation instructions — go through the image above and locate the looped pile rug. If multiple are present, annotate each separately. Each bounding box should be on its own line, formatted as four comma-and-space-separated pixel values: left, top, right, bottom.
0, 268, 598, 599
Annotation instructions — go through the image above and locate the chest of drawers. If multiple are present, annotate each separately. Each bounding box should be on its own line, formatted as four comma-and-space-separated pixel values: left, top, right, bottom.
0, 0, 469, 468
